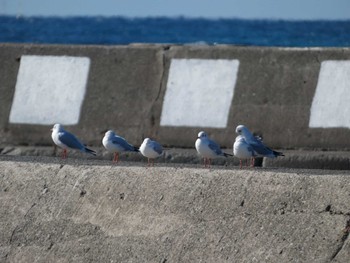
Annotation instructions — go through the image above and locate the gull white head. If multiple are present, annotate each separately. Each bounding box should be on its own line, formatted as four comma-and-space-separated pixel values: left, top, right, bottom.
51, 123, 64, 132
236, 124, 252, 136
143, 138, 151, 144
104, 130, 115, 137
197, 131, 208, 139
235, 125, 245, 135
236, 125, 256, 141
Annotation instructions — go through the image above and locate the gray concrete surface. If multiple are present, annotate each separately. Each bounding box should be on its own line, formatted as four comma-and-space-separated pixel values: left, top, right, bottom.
1, 156, 350, 262
0, 43, 165, 148
157, 46, 350, 150
1, 44, 350, 150
2, 44, 350, 263
2, 146, 350, 170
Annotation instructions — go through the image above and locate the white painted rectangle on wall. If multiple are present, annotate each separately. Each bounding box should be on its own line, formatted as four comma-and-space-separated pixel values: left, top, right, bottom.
309, 60, 350, 128
9, 55, 90, 125
160, 59, 240, 128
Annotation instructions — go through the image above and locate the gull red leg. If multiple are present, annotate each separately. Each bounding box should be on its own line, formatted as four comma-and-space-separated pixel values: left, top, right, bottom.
239, 159, 242, 169
62, 149, 67, 159
204, 158, 211, 168
113, 152, 119, 163
251, 157, 255, 167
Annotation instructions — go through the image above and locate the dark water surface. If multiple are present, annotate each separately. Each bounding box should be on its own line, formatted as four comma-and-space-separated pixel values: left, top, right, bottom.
1, 16, 350, 47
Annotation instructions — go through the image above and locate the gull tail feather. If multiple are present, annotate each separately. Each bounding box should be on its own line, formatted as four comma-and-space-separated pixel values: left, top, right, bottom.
273, 150, 284, 157
224, 153, 234, 157
85, 147, 97, 156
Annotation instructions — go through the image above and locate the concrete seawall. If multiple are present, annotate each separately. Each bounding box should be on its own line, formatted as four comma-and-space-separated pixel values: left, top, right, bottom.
1, 157, 350, 262
1, 44, 350, 151
2, 43, 350, 263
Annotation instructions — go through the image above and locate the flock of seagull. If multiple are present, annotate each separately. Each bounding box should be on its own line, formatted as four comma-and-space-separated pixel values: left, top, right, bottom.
50, 123, 284, 168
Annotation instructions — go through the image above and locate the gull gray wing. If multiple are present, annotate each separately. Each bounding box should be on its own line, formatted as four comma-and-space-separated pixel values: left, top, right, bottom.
112, 136, 137, 151
208, 140, 223, 155
246, 143, 256, 155
250, 140, 274, 156
152, 141, 163, 154
59, 132, 84, 150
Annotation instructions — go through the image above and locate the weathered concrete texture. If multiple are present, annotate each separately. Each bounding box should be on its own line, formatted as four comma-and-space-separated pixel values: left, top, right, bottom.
156, 46, 350, 150
2, 146, 350, 170
1, 157, 350, 262
0, 43, 165, 147
264, 150, 350, 170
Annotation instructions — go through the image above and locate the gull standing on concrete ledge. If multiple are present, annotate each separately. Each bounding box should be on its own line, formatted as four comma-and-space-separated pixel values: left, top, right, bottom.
51, 124, 96, 159
235, 125, 284, 165
233, 135, 256, 168
139, 138, 163, 166
102, 130, 139, 163
195, 131, 232, 168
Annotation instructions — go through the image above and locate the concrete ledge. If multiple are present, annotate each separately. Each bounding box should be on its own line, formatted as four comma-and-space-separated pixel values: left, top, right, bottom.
1, 157, 350, 262
264, 150, 350, 170
1, 147, 350, 170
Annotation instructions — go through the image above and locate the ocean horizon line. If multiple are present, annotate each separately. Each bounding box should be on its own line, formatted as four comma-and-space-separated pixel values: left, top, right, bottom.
1, 14, 350, 23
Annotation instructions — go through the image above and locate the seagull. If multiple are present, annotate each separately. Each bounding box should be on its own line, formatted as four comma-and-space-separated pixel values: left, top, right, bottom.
139, 138, 163, 166
102, 130, 139, 163
195, 131, 232, 168
233, 135, 256, 168
235, 125, 284, 163
51, 124, 96, 159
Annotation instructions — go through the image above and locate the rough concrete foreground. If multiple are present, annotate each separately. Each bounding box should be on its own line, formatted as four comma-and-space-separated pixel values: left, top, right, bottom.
1, 156, 350, 262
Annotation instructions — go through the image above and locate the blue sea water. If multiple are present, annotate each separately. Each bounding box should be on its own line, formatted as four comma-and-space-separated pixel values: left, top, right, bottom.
1, 15, 350, 47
